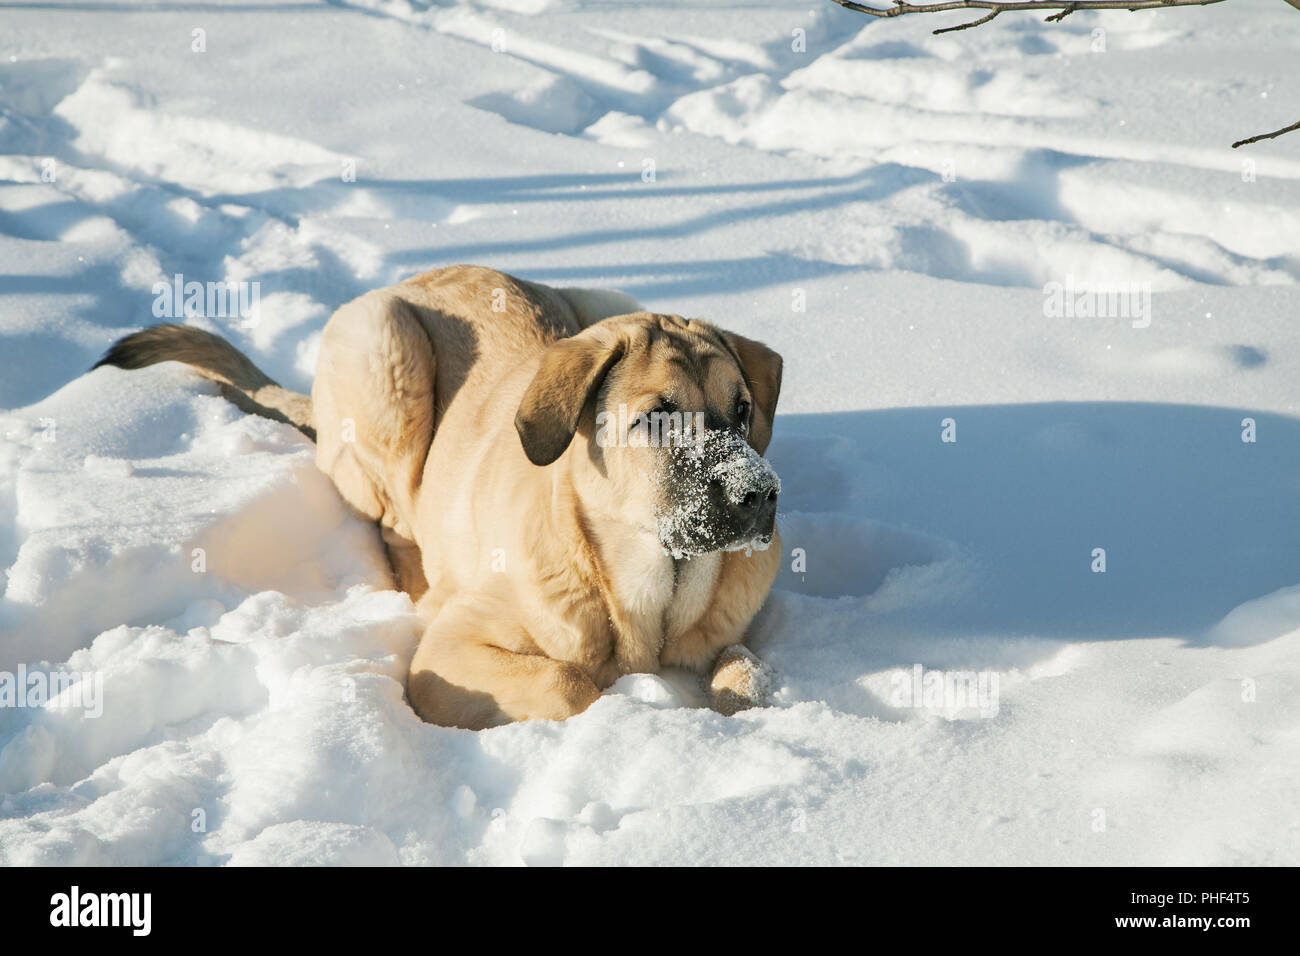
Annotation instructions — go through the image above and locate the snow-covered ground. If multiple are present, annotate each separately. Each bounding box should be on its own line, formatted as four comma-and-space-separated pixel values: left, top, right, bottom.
2, 0, 1299, 865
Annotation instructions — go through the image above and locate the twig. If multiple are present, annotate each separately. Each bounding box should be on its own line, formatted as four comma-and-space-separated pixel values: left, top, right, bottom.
1232, 119, 1300, 149
935, 8, 1001, 32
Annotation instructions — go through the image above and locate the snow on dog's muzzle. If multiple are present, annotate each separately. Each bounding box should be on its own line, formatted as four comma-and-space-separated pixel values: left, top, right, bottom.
657, 429, 780, 558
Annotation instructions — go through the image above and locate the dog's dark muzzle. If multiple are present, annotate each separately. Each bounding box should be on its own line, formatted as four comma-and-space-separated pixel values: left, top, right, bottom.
658, 431, 781, 555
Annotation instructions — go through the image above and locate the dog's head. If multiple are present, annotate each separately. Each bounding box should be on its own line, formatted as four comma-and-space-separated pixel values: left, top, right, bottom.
514, 313, 782, 558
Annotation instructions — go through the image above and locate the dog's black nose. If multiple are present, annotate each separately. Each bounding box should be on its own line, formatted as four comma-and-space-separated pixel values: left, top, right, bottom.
714, 476, 778, 534
751, 484, 778, 535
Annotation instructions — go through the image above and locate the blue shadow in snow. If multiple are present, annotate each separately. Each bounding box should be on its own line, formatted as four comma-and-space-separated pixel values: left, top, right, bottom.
764, 401, 1300, 646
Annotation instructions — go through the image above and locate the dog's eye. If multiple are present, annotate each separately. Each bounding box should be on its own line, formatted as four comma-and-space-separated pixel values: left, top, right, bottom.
736, 399, 751, 427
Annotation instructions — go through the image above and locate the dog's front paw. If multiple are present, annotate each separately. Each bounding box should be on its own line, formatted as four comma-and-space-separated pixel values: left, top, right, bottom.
708, 645, 772, 716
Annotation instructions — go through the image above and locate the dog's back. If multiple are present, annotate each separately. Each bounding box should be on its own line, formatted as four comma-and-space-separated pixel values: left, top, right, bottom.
94, 265, 646, 600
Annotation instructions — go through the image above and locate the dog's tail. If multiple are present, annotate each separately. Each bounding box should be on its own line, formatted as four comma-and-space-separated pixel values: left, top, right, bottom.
94, 324, 316, 441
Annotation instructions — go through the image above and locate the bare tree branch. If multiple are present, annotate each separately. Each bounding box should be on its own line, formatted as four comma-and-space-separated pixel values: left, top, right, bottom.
830, 0, 1300, 147
1232, 119, 1300, 149
830, 0, 1229, 25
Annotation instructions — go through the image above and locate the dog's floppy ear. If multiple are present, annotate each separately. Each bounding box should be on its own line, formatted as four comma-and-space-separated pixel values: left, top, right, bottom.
515, 329, 624, 467
723, 331, 782, 454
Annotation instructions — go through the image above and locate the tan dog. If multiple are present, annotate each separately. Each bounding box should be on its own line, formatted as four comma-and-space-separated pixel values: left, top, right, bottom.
97, 265, 783, 729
